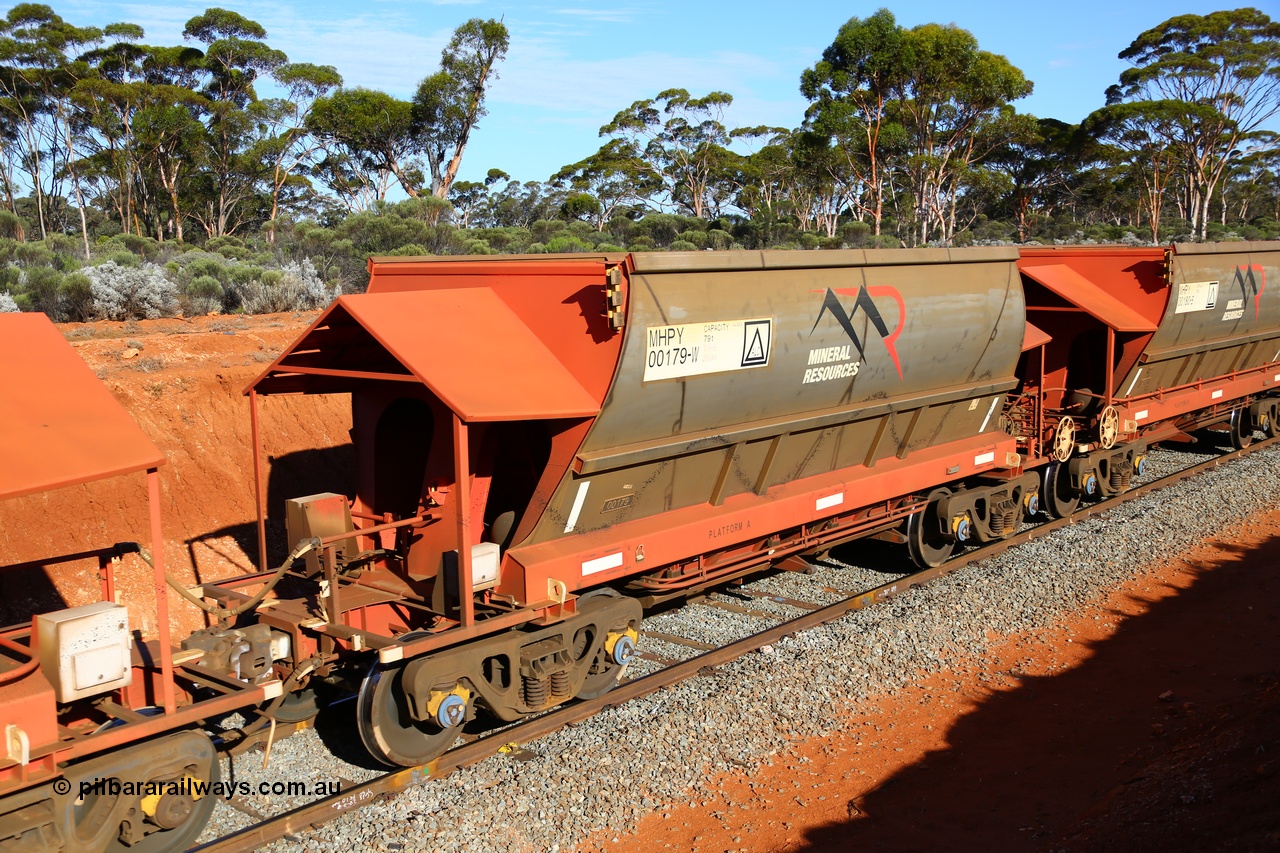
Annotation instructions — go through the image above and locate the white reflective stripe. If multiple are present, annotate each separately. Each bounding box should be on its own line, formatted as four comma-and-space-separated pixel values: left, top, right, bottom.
1211, 389, 1224, 399
815, 492, 843, 511
979, 397, 1000, 432
1122, 367, 1143, 398
564, 481, 591, 533
582, 552, 623, 576
1134, 409, 1149, 421
974, 451, 995, 466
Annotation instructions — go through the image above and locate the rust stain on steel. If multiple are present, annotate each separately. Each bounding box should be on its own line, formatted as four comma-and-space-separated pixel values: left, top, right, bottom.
0, 313, 164, 500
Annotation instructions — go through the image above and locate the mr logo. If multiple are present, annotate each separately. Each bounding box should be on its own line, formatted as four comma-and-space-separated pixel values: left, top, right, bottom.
809, 286, 906, 379
1232, 265, 1266, 320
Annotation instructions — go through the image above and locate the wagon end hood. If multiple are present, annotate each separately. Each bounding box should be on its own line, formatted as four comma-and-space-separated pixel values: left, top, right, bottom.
247, 289, 602, 421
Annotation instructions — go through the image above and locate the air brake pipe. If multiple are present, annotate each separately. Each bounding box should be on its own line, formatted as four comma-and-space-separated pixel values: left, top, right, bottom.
143, 538, 320, 623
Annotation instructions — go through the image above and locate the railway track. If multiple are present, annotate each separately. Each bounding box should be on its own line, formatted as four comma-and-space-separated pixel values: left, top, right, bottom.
193, 435, 1275, 853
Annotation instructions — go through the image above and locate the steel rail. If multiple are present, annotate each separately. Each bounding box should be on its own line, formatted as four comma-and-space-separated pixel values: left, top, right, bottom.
192, 437, 1275, 853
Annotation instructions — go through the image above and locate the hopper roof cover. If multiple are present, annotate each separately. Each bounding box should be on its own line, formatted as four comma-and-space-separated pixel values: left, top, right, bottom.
250, 289, 601, 421
0, 313, 164, 500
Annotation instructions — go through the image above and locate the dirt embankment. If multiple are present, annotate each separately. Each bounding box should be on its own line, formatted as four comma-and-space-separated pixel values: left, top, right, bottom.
0, 313, 352, 634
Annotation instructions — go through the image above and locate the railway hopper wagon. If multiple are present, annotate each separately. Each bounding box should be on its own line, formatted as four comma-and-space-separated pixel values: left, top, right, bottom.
1016, 242, 1280, 518
0, 314, 276, 853
3, 240, 1279, 848
230, 247, 1040, 766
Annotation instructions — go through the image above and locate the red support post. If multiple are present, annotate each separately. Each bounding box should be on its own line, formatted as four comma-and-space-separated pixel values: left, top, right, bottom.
250, 389, 268, 573
147, 468, 176, 715
452, 413, 475, 627
1105, 327, 1116, 405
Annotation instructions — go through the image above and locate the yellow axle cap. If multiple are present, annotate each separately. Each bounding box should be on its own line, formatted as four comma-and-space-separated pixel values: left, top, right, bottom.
604, 627, 639, 664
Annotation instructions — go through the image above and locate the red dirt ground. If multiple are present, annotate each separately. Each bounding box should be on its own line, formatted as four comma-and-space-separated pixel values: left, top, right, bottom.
589, 512, 1280, 853
0, 313, 351, 635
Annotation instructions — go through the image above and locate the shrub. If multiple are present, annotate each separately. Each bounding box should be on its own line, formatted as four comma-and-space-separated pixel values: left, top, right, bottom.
185, 274, 225, 315
61, 273, 94, 322
669, 240, 698, 252
241, 258, 338, 314
85, 261, 178, 320
838, 221, 872, 247
544, 235, 593, 253
18, 267, 65, 318
705, 229, 733, 251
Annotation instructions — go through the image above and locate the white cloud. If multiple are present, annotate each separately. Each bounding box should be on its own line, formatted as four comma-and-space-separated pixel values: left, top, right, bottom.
549, 8, 640, 24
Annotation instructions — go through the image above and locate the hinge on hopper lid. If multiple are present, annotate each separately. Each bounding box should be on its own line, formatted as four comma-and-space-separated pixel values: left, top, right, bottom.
1163, 247, 1174, 285
605, 265, 625, 331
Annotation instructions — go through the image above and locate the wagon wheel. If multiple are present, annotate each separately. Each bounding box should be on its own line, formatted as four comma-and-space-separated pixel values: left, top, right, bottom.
906, 487, 955, 569
1265, 401, 1280, 438
1229, 407, 1254, 450
357, 659, 466, 768
573, 589, 636, 701
83, 743, 221, 853
269, 686, 320, 724
1097, 406, 1119, 450
1041, 461, 1080, 519
1052, 416, 1076, 462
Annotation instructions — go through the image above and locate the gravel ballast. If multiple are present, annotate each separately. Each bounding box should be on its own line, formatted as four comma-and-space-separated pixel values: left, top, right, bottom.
196, 441, 1280, 852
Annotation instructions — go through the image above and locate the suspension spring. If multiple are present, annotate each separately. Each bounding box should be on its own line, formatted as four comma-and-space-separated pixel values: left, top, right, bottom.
550, 670, 570, 699
522, 674, 549, 707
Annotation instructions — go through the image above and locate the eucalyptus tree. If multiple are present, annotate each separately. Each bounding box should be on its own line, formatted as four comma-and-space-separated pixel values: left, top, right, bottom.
1105, 8, 1280, 240
0, 3, 102, 243
75, 26, 207, 241
600, 88, 736, 220
448, 167, 508, 227
1226, 141, 1280, 223
1082, 101, 1186, 242
181, 7, 286, 237
801, 8, 908, 236
411, 18, 509, 198
307, 87, 419, 208
551, 139, 661, 230
893, 22, 1033, 244
727, 128, 789, 224
131, 46, 207, 242
788, 131, 849, 237
254, 62, 342, 241
984, 116, 1080, 242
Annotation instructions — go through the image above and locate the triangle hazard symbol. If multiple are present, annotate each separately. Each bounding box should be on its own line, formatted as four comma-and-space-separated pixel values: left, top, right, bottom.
745, 328, 765, 362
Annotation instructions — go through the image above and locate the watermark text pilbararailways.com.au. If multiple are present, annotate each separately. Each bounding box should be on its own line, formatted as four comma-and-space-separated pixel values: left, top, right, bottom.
54, 776, 342, 800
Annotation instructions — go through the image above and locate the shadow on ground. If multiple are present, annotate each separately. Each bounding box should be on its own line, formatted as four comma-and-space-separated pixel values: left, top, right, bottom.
796, 532, 1280, 852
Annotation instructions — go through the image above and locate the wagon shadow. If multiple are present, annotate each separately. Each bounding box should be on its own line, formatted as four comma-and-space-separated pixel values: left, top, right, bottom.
184, 444, 356, 581
795, 531, 1280, 851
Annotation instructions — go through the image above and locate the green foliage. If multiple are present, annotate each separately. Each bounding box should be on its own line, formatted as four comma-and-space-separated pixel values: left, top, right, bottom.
544, 235, 592, 253
0, 0, 1274, 316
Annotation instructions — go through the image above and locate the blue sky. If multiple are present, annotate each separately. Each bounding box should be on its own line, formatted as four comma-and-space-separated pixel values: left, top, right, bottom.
56, 1, 1274, 184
